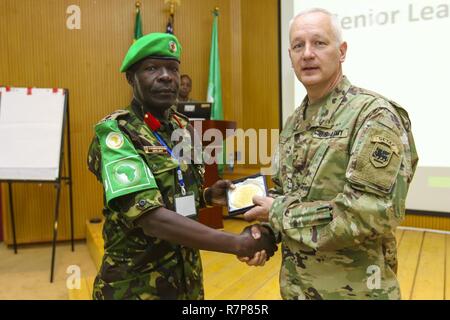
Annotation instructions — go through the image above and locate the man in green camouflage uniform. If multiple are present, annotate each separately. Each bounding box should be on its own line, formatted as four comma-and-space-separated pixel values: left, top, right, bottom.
242, 9, 418, 299
88, 33, 277, 300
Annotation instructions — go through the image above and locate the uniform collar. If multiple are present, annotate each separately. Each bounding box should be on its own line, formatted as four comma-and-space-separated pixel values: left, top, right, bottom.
298, 76, 352, 130
130, 99, 178, 132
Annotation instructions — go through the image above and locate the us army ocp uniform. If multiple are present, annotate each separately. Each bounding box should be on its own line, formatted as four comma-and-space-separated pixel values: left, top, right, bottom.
268, 77, 418, 300
87, 101, 206, 300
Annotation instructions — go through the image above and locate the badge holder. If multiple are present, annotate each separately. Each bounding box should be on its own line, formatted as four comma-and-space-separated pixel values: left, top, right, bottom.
148, 127, 198, 219
174, 190, 197, 218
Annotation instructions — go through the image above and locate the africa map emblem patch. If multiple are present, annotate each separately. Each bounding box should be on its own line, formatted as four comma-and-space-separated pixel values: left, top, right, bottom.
104, 155, 155, 194
113, 160, 141, 186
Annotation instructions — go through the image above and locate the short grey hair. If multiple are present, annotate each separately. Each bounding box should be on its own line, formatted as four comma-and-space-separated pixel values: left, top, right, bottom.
289, 8, 343, 45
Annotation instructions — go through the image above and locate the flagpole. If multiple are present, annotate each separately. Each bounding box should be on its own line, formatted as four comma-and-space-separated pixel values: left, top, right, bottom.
134, 1, 143, 41
207, 6, 225, 174
135, 0, 141, 15
164, 0, 180, 15
164, 0, 180, 34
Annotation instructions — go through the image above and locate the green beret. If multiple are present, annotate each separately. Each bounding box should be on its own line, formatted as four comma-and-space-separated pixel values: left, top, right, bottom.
120, 33, 182, 72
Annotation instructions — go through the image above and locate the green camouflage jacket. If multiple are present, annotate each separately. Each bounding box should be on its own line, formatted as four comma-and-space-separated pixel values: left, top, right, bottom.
269, 77, 418, 300
87, 100, 206, 300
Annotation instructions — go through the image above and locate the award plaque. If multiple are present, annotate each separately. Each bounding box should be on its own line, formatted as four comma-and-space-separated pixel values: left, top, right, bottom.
226, 174, 268, 216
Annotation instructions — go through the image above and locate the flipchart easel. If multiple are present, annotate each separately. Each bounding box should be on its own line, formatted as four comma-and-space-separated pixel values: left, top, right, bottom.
0, 87, 74, 283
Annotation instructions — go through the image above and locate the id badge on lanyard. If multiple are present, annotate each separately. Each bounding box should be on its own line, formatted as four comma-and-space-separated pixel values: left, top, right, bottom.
174, 192, 197, 218
173, 165, 197, 218
150, 126, 197, 218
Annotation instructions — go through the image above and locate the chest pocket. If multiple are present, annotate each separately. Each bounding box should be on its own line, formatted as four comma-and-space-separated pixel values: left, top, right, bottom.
144, 151, 204, 210
144, 153, 179, 175
279, 130, 330, 197
143, 153, 179, 209
296, 143, 329, 198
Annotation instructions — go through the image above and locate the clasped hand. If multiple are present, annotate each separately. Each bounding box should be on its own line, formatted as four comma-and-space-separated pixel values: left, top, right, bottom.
237, 224, 277, 266
238, 195, 276, 266
208, 182, 277, 266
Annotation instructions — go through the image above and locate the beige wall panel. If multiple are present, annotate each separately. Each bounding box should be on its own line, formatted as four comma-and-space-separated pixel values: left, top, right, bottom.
402, 214, 450, 232
0, 0, 236, 244
3, 1, 446, 244
239, 0, 280, 168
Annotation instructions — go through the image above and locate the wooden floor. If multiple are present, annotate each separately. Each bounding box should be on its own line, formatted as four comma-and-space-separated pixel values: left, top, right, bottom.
73, 218, 450, 300
201, 219, 282, 300
396, 227, 450, 300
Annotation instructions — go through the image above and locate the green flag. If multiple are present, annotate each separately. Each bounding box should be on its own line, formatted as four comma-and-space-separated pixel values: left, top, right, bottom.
134, 5, 143, 41
207, 9, 226, 174
207, 9, 223, 120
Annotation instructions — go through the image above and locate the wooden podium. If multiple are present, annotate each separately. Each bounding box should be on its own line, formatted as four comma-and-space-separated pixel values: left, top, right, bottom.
191, 120, 236, 229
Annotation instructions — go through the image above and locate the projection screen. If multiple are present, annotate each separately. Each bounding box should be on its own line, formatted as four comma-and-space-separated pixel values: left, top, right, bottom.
280, 0, 450, 213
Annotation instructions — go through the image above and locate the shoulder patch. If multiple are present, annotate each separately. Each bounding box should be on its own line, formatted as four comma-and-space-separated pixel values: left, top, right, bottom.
347, 121, 403, 195
95, 120, 158, 208
372, 135, 399, 155
97, 109, 130, 124
370, 143, 393, 168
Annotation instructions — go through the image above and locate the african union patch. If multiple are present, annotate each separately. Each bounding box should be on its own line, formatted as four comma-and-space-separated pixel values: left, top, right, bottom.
106, 132, 124, 149
105, 155, 155, 194
370, 143, 392, 168
95, 119, 158, 206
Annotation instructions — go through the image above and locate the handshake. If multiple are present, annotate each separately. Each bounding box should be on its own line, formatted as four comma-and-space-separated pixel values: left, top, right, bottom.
235, 224, 278, 266
205, 179, 278, 266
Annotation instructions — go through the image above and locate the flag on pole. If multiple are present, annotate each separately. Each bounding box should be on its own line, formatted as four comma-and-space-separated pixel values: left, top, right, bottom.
207, 9, 223, 120
166, 13, 174, 34
207, 9, 225, 174
134, 2, 143, 41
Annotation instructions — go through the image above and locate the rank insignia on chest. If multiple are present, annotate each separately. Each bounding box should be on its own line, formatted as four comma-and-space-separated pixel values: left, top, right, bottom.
144, 146, 168, 154
370, 143, 392, 168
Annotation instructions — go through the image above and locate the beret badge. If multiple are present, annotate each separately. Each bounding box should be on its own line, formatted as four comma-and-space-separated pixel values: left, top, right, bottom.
169, 41, 177, 53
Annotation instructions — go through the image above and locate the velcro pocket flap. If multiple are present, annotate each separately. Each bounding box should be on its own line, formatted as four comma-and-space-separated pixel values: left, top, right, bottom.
283, 204, 333, 230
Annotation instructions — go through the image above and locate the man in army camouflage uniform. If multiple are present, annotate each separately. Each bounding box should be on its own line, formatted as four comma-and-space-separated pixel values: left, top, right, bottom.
241, 8, 418, 300
87, 33, 276, 300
